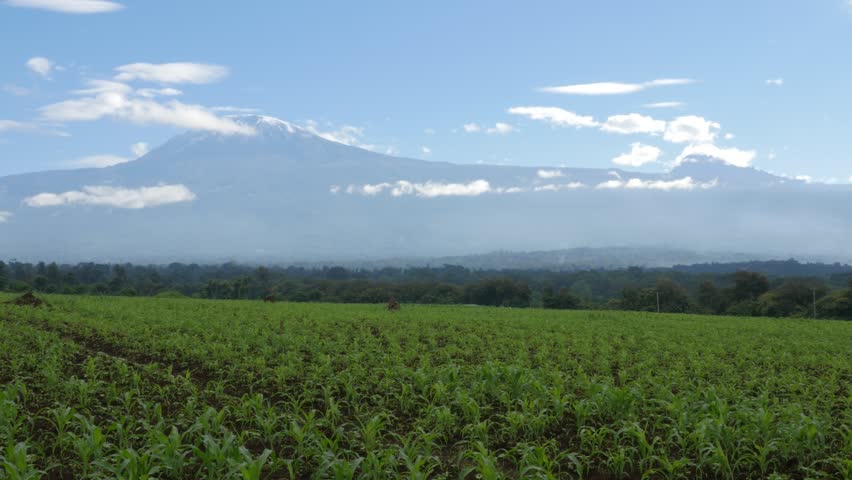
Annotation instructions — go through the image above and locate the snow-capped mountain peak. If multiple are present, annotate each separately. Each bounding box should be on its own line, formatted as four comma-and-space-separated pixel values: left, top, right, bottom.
226, 114, 307, 135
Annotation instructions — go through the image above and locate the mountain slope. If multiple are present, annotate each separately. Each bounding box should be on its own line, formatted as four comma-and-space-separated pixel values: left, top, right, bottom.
0, 115, 849, 262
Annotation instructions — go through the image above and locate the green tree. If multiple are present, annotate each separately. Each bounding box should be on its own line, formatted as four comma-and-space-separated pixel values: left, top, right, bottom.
697, 280, 725, 314
0, 261, 7, 291
727, 271, 770, 303
542, 287, 580, 309
108, 265, 128, 293
33, 275, 48, 292
656, 278, 690, 312
46, 262, 61, 288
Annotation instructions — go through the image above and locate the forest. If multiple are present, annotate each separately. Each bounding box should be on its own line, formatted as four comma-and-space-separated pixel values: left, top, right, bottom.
2, 259, 851, 320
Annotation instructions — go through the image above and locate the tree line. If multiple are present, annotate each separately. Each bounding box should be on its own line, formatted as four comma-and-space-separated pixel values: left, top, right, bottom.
0, 260, 850, 320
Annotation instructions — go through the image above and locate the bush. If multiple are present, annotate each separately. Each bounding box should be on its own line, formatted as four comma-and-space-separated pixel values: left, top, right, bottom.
155, 290, 188, 299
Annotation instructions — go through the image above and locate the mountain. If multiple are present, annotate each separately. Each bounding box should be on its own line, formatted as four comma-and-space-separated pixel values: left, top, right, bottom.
1, 115, 850, 263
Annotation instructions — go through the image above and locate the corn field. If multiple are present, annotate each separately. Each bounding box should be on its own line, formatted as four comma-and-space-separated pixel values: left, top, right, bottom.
0, 294, 850, 479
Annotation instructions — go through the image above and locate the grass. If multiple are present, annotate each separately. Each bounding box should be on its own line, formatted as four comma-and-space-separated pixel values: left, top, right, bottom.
0, 293, 850, 479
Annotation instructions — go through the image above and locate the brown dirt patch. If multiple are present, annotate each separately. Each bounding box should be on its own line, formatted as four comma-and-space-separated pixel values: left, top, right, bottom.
5, 291, 49, 308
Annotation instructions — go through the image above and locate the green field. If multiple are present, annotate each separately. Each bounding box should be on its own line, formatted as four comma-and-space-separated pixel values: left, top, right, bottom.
0, 294, 850, 479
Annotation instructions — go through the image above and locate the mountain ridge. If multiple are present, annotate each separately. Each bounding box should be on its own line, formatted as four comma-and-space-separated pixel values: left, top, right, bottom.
1, 115, 850, 262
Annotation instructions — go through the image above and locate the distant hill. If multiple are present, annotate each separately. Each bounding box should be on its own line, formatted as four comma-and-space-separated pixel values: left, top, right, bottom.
1, 115, 851, 262
672, 259, 852, 277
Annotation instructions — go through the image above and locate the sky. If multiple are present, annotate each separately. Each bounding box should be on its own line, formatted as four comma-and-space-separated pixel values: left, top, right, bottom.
1, 0, 851, 181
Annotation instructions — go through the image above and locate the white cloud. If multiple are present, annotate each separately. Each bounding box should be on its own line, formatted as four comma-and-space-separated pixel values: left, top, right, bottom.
795, 175, 814, 184
463, 123, 481, 133
136, 87, 183, 98
131, 142, 149, 157
421, 146, 432, 155
70, 154, 130, 168
643, 101, 683, 108
40, 79, 255, 135
26, 57, 53, 78
673, 143, 757, 168
507, 106, 599, 128
601, 113, 666, 135
724, 133, 735, 140
537, 169, 563, 179
486, 122, 515, 135
345, 179, 493, 198
2, 84, 31, 96
0, 119, 69, 137
0, 211, 11, 223
114, 63, 229, 84
24, 184, 195, 209
540, 78, 693, 95
67, 142, 148, 168
211, 106, 261, 113
0, 120, 33, 132
6, 0, 123, 13
766, 78, 784, 87
663, 115, 720, 144
612, 143, 662, 167
533, 182, 585, 191
302, 120, 376, 150
596, 176, 717, 191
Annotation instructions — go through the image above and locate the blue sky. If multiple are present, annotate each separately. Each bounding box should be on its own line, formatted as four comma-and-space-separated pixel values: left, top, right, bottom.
1, 0, 851, 181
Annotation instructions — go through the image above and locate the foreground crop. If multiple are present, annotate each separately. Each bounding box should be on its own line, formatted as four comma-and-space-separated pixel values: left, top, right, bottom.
0, 294, 850, 479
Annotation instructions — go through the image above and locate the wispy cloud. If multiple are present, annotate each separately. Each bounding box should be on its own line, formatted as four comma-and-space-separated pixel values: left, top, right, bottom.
674, 143, 756, 168
643, 101, 683, 109
130, 142, 149, 157
540, 78, 693, 95
24, 184, 196, 209
136, 87, 183, 98
71, 141, 149, 168
612, 143, 662, 167
486, 123, 516, 135
507, 106, 599, 128
5, 0, 123, 13
211, 106, 261, 114
601, 113, 666, 135
40, 78, 255, 135
596, 176, 717, 191
0, 211, 11, 223
345, 179, 494, 198
421, 146, 432, 156
115, 63, 228, 84
70, 154, 131, 168
0, 120, 35, 132
765, 78, 784, 87
67, 142, 151, 168
303, 120, 376, 150
26, 57, 53, 78
2, 84, 31, 96
460, 122, 516, 135
533, 182, 585, 191
663, 115, 720, 144
0, 119, 69, 137
537, 169, 563, 179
